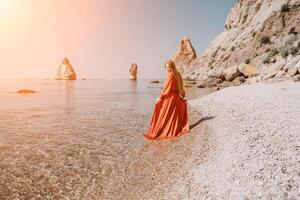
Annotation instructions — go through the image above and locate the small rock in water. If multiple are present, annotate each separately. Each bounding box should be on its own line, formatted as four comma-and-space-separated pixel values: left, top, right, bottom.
150, 80, 160, 83
17, 89, 36, 94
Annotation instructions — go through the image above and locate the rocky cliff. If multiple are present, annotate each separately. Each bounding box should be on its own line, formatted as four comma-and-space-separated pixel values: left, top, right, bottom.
181, 0, 300, 88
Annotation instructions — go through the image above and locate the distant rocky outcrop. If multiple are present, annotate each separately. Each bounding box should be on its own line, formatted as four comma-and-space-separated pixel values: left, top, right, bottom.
55, 57, 77, 80
129, 63, 138, 80
173, 37, 197, 74
181, 0, 300, 88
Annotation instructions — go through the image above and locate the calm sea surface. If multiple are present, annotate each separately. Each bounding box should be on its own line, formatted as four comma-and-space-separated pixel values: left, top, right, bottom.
0, 79, 213, 199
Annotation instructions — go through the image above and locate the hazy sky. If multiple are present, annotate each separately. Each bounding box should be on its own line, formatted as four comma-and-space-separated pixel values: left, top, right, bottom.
0, 0, 235, 79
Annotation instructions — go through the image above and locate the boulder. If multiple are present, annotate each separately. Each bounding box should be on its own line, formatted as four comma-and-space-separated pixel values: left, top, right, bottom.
233, 76, 246, 86
223, 65, 241, 81
287, 60, 300, 77
17, 89, 36, 94
186, 76, 196, 81
238, 64, 259, 77
261, 60, 285, 79
207, 65, 226, 79
275, 70, 286, 78
129, 63, 138, 80
220, 81, 234, 88
293, 74, 300, 81
173, 36, 196, 74
283, 55, 300, 72
263, 67, 280, 79
195, 66, 210, 80
187, 81, 197, 85
269, 57, 276, 63
202, 77, 223, 87
56, 57, 77, 80
197, 84, 205, 88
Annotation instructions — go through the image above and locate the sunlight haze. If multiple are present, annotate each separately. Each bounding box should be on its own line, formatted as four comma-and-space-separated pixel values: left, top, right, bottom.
0, 0, 235, 79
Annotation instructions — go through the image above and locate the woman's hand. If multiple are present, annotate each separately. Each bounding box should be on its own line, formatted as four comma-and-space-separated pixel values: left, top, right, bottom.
155, 97, 161, 104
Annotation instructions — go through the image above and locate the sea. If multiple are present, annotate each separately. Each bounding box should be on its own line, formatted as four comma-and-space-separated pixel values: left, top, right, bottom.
0, 79, 213, 199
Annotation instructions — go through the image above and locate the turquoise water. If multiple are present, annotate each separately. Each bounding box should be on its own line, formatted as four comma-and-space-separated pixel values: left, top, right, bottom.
0, 79, 212, 199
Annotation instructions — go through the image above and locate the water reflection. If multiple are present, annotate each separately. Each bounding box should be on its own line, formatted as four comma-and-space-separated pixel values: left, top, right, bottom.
61, 81, 76, 115
129, 80, 137, 91
185, 86, 214, 100
0, 79, 214, 199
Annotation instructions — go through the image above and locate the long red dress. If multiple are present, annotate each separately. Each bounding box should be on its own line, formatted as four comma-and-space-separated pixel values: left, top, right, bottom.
144, 72, 190, 140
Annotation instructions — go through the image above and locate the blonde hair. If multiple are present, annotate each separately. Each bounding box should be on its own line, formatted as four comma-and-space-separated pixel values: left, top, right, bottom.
165, 60, 185, 98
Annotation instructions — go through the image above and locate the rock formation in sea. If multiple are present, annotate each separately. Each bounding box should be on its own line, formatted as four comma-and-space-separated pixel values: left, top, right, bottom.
180, 0, 300, 88
173, 36, 197, 74
129, 63, 138, 80
55, 57, 77, 80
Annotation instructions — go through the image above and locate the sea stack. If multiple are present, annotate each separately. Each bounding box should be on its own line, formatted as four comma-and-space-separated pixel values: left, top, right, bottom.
173, 36, 197, 74
55, 57, 77, 80
129, 63, 138, 80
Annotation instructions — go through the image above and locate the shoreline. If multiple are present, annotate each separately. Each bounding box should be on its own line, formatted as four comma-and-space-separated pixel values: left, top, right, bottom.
166, 80, 300, 199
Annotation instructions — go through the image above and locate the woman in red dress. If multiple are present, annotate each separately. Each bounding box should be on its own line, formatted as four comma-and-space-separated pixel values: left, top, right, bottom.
144, 60, 190, 140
